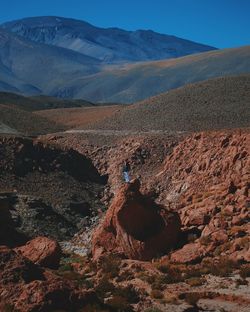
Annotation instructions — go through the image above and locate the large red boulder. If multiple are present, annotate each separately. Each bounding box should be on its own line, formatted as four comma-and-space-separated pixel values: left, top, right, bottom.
92, 179, 181, 261
15, 236, 62, 269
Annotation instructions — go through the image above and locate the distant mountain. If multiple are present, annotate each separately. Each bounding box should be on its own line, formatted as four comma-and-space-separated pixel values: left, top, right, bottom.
0, 27, 101, 96
86, 74, 250, 132
2, 16, 216, 64
0, 18, 250, 103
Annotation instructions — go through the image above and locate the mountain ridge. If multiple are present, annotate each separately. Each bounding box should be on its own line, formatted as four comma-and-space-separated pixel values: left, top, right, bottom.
2, 16, 217, 64
0, 17, 249, 103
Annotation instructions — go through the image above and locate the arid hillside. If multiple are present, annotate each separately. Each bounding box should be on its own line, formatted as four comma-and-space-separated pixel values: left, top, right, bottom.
87, 75, 250, 132
36, 105, 126, 129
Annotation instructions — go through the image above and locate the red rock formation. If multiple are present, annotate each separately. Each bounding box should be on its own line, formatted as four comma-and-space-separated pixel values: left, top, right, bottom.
170, 242, 209, 264
0, 246, 96, 311
15, 236, 62, 269
92, 179, 181, 261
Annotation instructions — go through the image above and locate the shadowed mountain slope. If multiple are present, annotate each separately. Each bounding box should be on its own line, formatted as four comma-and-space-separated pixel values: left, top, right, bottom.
86, 75, 250, 132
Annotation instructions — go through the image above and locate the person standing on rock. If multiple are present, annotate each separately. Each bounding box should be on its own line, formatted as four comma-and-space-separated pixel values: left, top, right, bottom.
122, 160, 131, 183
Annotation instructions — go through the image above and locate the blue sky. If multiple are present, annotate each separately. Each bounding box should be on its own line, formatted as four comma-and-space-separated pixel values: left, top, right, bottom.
1, 0, 249, 48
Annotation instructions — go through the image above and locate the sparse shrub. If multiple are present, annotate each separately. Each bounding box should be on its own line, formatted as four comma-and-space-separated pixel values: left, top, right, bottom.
229, 226, 247, 237
186, 277, 205, 287
214, 242, 232, 257
58, 270, 80, 280
105, 295, 132, 311
96, 278, 139, 306
216, 282, 228, 289
185, 292, 200, 306
144, 308, 163, 312
151, 274, 171, 290
184, 266, 203, 279
237, 237, 249, 248
151, 281, 164, 291
80, 303, 108, 312
164, 294, 179, 304
235, 279, 248, 287
58, 263, 73, 272
98, 254, 121, 278
114, 285, 139, 304
150, 289, 164, 299
200, 235, 212, 246
144, 274, 156, 284
2, 304, 14, 312
58, 270, 93, 288
58, 257, 75, 272
193, 193, 203, 201
202, 191, 214, 199
59, 255, 88, 272
201, 257, 237, 277
95, 276, 115, 299
164, 268, 185, 283
155, 262, 187, 283
116, 270, 134, 282
156, 263, 169, 274
239, 264, 250, 279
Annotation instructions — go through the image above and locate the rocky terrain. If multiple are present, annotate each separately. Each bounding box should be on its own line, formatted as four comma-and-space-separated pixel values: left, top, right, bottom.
0, 136, 106, 242
12, 126, 246, 312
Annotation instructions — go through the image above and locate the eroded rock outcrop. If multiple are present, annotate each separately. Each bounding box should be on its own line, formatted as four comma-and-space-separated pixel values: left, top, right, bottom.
157, 130, 250, 263
15, 236, 62, 269
92, 179, 181, 261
